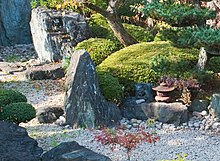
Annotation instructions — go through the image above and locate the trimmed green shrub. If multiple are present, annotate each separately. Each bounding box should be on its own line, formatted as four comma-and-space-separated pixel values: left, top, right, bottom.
97, 41, 212, 95
0, 102, 36, 124
0, 89, 27, 107
97, 71, 124, 104
207, 57, 220, 73
88, 13, 113, 39
88, 13, 155, 43
123, 23, 155, 42
75, 38, 121, 66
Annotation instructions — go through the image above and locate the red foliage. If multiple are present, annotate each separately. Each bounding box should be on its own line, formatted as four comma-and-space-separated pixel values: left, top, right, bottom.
92, 127, 160, 160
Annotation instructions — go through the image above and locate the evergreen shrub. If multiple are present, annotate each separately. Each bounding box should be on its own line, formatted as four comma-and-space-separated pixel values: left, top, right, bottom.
97, 71, 124, 104
0, 89, 27, 107
98, 41, 210, 95
0, 102, 36, 124
75, 38, 121, 66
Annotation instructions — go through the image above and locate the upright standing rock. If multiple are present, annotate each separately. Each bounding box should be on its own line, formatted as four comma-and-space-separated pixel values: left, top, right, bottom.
208, 93, 220, 118
0, 0, 32, 46
30, 7, 90, 62
64, 50, 121, 128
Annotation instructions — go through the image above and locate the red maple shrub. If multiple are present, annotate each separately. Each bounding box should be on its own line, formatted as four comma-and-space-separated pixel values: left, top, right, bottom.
92, 126, 160, 160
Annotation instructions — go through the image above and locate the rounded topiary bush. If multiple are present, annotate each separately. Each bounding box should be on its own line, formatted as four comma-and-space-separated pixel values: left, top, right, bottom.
0, 89, 27, 107
88, 13, 155, 43
97, 41, 202, 95
97, 71, 124, 104
75, 38, 121, 66
0, 102, 36, 124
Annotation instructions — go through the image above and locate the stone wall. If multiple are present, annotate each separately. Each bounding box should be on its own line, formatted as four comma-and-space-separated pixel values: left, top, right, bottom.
0, 0, 32, 46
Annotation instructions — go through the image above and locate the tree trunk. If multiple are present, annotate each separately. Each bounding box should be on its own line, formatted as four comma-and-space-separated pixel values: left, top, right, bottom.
83, 1, 138, 46
106, 14, 138, 46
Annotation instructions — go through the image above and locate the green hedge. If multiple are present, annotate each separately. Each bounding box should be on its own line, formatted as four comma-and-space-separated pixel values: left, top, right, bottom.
97, 41, 210, 95
88, 13, 155, 43
75, 38, 121, 66
97, 71, 124, 104
0, 89, 27, 107
0, 102, 36, 124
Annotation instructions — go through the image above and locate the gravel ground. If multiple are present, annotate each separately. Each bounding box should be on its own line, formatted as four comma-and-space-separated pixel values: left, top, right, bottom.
2, 79, 220, 161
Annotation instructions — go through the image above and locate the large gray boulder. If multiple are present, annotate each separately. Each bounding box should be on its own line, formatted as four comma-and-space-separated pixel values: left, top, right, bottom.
42, 141, 111, 161
121, 101, 188, 126
30, 7, 90, 62
64, 50, 122, 128
0, 0, 32, 46
209, 94, 220, 118
0, 121, 43, 161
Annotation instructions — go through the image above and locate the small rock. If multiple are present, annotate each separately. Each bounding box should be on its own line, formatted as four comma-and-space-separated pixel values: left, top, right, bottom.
212, 122, 220, 129
200, 125, 205, 130
65, 125, 71, 129
188, 121, 194, 128
126, 124, 132, 129
133, 123, 139, 128
131, 118, 138, 123
201, 110, 208, 116
169, 124, 176, 131
55, 116, 66, 126
139, 121, 146, 128
201, 119, 206, 125
182, 123, 187, 126
193, 122, 200, 128
136, 119, 142, 124
162, 123, 169, 129
205, 125, 211, 130
156, 122, 162, 129
136, 99, 145, 104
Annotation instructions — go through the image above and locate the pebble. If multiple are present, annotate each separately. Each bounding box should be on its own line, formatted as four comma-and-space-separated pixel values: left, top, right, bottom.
201, 110, 208, 116
212, 122, 220, 129
135, 99, 145, 104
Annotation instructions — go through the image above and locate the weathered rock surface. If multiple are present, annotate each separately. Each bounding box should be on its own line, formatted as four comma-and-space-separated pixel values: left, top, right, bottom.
120, 97, 148, 120
42, 141, 111, 161
0, 0, 32, 46
135, 83, 154, 102
209, 93, 220, 118
30, 7, 90, 62
0, 121, 43, 161
154, 102, 188, 126
121, 101, 188, 126
64, 50, 121, 128
25, 63, 65, 80
37, 106, 64, 124
189, 99, 209, 112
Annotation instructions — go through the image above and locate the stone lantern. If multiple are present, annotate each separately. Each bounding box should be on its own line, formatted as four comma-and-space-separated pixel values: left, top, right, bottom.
152, 82, 175, 102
